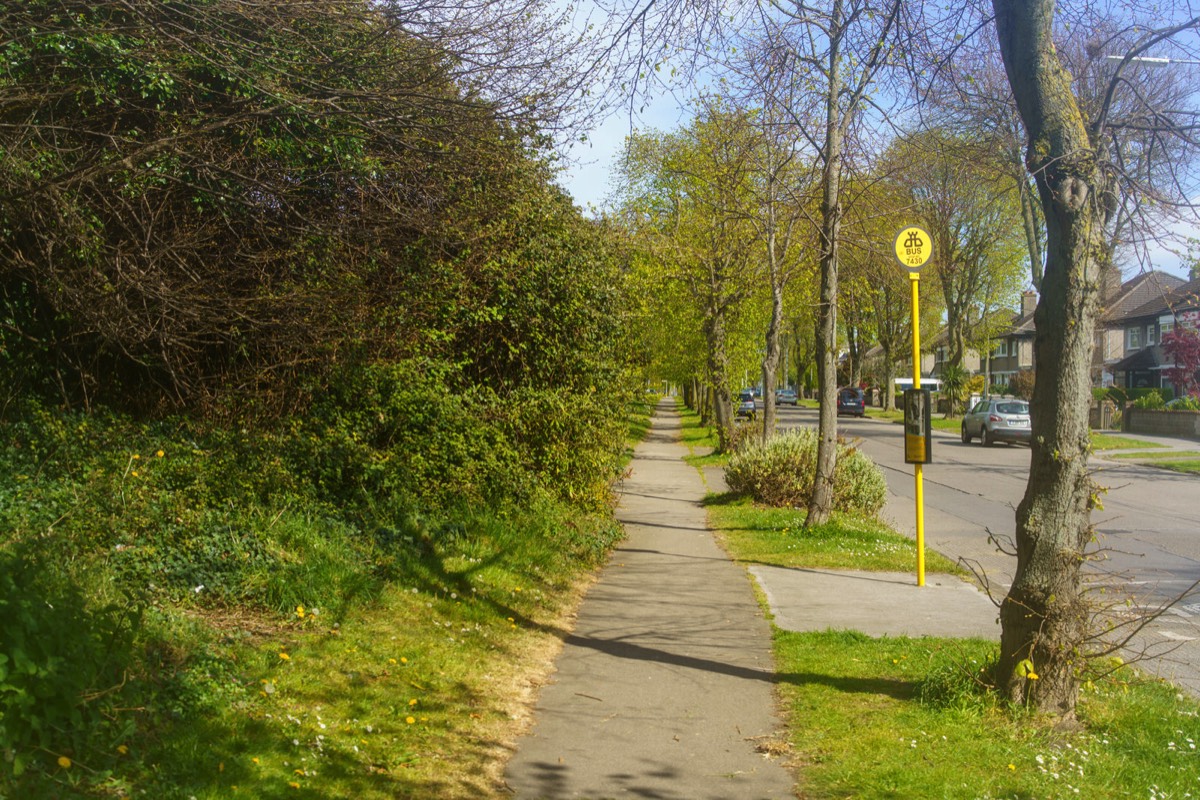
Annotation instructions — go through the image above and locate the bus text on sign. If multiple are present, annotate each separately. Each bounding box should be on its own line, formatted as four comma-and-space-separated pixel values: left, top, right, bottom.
894, 226, 932, 271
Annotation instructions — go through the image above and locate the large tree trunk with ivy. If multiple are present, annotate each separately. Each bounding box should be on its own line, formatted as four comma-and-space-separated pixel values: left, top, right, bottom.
993, 0, 1109, 717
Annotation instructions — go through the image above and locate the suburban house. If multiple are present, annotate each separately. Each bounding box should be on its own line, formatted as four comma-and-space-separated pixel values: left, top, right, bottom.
1108, 273, 1200, 391
981, 291, 1037, 386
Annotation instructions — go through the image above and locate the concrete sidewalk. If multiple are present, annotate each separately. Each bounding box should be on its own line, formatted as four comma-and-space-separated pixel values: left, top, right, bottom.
504, 399, 795, 799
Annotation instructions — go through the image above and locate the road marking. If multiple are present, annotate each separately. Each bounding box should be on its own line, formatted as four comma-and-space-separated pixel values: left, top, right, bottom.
1160, 631, 1198, 641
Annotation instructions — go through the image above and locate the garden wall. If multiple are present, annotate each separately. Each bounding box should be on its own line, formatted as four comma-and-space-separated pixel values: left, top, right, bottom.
1123, 408, 1200, 440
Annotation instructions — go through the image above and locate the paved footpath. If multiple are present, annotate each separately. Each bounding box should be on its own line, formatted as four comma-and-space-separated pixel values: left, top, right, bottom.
503, 399, 795, 799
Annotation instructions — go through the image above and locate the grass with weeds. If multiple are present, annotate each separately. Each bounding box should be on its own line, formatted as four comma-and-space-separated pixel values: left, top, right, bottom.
675, 399, 728, 470
1107, 450, 1200, 460
775, 630, 1200, 798
1090, 432, 1166, 450
707, 494, 961, 574
712, 477, 1200, 798
142, 508, 610, 800
1157, 459, 1200, 474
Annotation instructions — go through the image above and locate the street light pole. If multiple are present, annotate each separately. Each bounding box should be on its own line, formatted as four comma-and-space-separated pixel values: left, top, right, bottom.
1105, 55, 1200, 67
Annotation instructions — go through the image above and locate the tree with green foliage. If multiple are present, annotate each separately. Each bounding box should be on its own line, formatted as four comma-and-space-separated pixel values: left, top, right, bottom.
615, 105, 763, 450
886, 129, 1026, 373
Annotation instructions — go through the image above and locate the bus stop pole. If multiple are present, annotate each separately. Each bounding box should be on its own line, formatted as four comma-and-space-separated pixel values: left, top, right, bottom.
910, 272, 926, 587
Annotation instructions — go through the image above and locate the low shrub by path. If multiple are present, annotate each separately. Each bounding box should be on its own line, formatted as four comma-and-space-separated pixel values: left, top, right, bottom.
724, 428, 888, 517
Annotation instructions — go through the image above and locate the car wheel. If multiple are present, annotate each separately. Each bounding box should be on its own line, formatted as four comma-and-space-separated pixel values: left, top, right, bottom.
981, 427, 993, 447
961, 424, 971, 443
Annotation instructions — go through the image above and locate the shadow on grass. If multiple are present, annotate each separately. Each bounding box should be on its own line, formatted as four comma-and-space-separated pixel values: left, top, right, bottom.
701, 490, 745, 507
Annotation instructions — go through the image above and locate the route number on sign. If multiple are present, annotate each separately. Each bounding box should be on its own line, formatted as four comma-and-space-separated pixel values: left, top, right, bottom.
894, 226, 932, 271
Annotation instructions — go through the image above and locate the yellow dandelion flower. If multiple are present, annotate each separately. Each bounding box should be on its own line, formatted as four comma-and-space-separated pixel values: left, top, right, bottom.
389, 658, 397, 665
132, 454, 141, 460
1027, 672, 1039, 680
131, 470, 139, 477
156, 449, 165, 458
400, 656, 408, 664
279, 652, 290, 660
406, 716, 416, 724
252, 757, 260, 764
296, 605, 305, 618
219, 762, 225, 772
294, 769, 306, 776
289, 781, 301, 789
117, 744, 129, 755
409, 698, 418, 706
1007, 763, 1016, 770
57, 756, 72, 768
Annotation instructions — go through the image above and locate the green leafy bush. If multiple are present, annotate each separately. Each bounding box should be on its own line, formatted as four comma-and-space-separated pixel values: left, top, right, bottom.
1132, 390, 1166, 410
1169, 394, 1200, 411
724, 429, 887, 516
1127, 386, 1175, 404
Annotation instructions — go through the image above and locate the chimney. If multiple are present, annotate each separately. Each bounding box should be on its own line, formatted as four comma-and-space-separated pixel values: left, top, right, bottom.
1021, 290, 1037, 317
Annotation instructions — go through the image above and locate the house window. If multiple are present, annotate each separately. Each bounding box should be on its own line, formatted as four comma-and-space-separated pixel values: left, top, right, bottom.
1127, 326, 1142, 350
995, 340, 1008, 357
1147, 323, 1158, 346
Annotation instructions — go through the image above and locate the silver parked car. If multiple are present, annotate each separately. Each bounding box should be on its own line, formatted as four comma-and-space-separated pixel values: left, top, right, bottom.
736, 390, 757, 420
961, 398, 1031, 446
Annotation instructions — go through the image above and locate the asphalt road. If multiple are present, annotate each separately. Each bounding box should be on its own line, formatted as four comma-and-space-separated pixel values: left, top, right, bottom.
773, 403, 1200, 694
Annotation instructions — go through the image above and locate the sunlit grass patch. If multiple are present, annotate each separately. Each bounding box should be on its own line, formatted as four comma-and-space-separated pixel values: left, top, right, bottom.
1090, 433, 1166, 450
1156, 459, 1200, 474
707, 495, 961, 574
775, 631, 1200, 798
123, 506, 614, 800
1107, 450, 1200, 460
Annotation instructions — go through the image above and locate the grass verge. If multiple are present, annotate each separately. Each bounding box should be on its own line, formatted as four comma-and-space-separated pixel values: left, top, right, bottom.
1157, 459, 1200, 474
707, 494, 961, 575
709, 490, 1200, 798
775, 630, 1200, 798
1090, 433, 1166, 450
1107, 450, 1200, 460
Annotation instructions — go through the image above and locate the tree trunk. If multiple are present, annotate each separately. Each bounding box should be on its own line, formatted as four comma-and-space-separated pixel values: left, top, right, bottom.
993, 0, 1109, 717
881, 341, 896, 411
761, 277, 783, 443
704, 308, 735, 452
806, 11, 844, 528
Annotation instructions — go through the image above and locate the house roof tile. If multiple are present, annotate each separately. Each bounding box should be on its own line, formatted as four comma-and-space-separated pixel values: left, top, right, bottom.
1100, 270, 1186, 323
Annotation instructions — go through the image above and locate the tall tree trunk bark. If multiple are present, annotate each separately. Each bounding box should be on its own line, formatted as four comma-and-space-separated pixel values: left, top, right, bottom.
881, 341, 896, 411
993, 0, 1109, 717
704, 307, 734, 452
807, 6, 844, 528
761, 277, 783, 443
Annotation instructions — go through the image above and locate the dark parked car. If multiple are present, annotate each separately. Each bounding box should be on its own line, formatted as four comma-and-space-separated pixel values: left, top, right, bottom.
836, 387, 865, 417
775, 388, 798, 406
736, 390, 757, 420
961, 398, 1031, 446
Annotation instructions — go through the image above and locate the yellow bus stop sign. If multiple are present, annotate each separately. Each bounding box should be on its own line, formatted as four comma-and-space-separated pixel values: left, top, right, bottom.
894, 226, 932, 271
